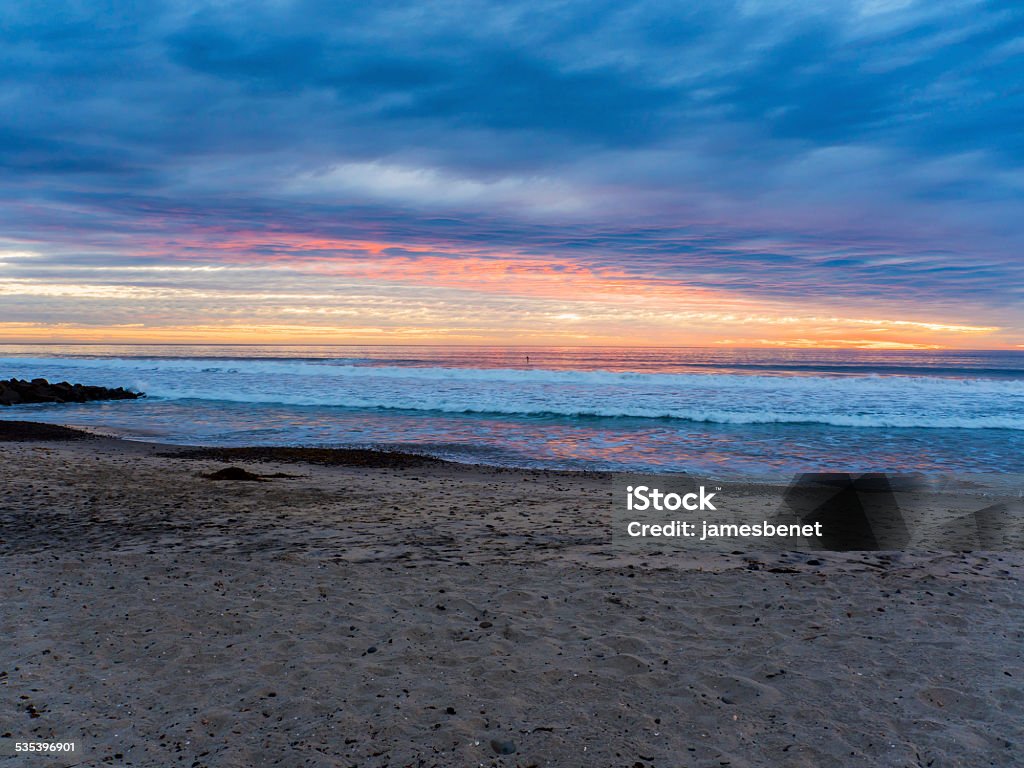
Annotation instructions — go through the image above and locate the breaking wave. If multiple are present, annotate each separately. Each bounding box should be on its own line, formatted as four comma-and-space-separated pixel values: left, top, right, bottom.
2, 356, 1019, 431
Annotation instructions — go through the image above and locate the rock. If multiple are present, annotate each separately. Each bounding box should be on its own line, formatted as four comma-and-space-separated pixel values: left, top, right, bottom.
0, 378, 144, 406
490, 739, 516, 755
205, 467, 266, 482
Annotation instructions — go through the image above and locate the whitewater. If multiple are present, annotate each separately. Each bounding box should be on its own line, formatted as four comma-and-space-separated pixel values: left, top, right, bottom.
1, 346, 1022, 475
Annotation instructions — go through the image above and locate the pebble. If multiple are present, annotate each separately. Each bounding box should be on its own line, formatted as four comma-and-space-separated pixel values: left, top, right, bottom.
490, 738, 516, 755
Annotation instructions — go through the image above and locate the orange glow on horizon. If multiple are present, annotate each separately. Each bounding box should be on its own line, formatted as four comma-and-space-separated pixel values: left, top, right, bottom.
1, 230, 1017, 349
0, 320, 1012, 350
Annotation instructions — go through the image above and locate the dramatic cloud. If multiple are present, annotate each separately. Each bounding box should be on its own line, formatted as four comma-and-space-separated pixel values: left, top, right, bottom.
0, 0, 1021, 346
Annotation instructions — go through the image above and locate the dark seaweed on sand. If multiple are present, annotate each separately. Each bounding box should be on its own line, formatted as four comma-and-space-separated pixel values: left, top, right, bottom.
0, 421, 96, 441
164, 446, 447, 469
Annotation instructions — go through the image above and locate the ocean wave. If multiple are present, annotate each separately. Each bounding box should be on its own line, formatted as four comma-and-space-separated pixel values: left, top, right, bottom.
3, 356, 1022, 430
3, 356, 1024, 391
122, 391, 1023, 430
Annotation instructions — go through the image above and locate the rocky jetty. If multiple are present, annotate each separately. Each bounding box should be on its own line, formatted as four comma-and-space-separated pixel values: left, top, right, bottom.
0, 378, 143, 406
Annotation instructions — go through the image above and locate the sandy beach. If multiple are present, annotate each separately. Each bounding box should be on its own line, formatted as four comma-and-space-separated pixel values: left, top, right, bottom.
5, 0, 1024, 763
1, 425, 1022, 767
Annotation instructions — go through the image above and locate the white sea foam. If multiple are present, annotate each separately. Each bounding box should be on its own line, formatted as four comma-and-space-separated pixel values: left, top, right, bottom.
3, 356, 1020, 430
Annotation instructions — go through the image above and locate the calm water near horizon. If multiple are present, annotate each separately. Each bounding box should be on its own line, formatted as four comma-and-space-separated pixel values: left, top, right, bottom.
2, 344, 1023, 477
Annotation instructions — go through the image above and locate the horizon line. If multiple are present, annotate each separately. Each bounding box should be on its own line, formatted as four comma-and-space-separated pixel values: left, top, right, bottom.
0, 341, 1021, 353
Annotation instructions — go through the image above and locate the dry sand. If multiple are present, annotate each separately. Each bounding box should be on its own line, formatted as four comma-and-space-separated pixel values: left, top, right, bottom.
1, 428, 1021, 767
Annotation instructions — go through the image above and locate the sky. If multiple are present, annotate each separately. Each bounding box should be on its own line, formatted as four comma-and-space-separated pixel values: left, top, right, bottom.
1, 0, 1022, 348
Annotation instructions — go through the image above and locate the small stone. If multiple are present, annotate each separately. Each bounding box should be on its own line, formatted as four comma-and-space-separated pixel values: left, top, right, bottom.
490, 738, 516, 755
366, 646, 377, 654
479, 621, 493, 629
446, 706, 456, 715
206, 466, 265, 482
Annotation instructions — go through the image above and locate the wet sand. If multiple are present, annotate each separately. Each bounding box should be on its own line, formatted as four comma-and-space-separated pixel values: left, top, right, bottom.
1, 427, 1021, 767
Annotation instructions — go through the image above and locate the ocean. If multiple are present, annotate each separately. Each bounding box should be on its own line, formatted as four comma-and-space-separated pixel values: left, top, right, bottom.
2, 345, 1022, 477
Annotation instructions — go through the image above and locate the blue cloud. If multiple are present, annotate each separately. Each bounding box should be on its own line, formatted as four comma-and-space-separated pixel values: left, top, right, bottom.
0, 0, 1022, 332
